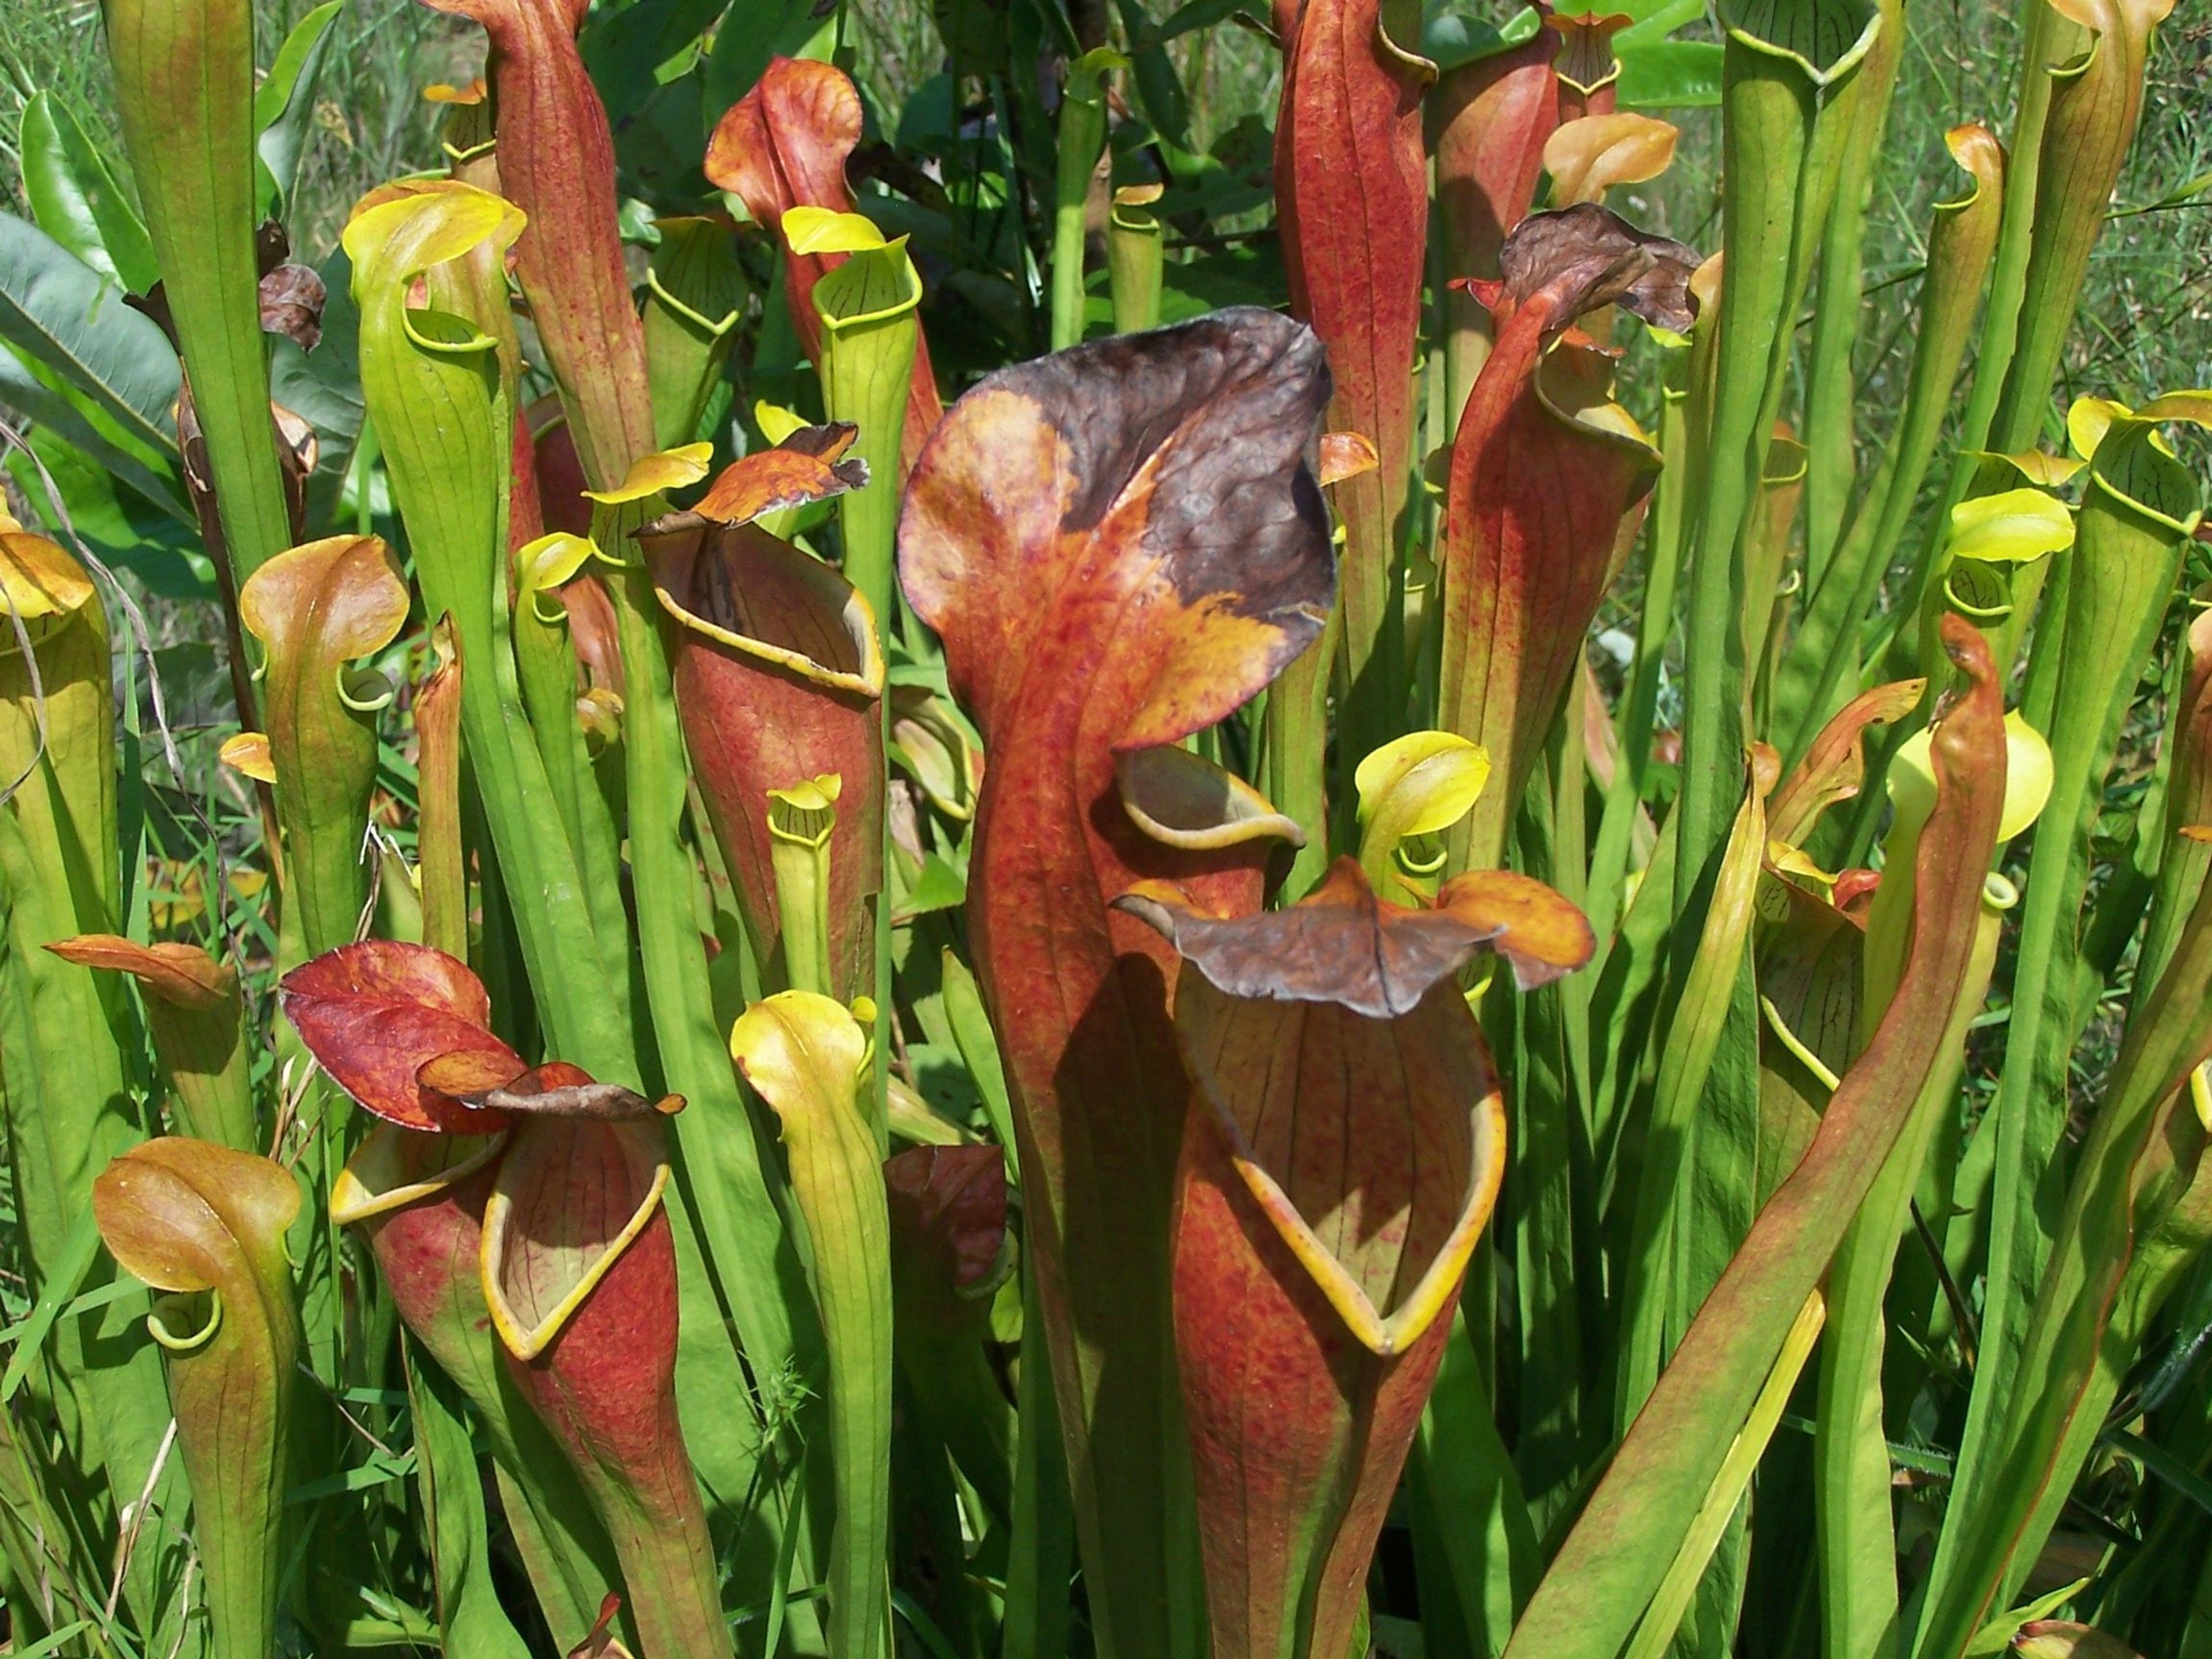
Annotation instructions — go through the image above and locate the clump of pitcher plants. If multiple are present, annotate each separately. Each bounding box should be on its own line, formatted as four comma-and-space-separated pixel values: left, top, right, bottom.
0, 0, 2206, 1653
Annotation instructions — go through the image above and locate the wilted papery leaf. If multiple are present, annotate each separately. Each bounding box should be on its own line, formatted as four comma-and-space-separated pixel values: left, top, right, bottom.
419, 1056, 673, 1120
258, 260, 327, 351
1493, 202, 1700, 335
692, 423, 867, 524
281, 941, 524, 1131
1118, 856, 1594, 1013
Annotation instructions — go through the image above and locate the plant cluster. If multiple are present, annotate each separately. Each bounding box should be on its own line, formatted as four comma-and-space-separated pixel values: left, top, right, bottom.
0, 0, 2206, 1656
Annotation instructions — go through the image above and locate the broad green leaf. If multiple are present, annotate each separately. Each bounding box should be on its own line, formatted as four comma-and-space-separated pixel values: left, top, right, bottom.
253, 0, 344, 219
700, 0, 831, 111
1613, 0, 1709, 40
0, 213, 179, 460
18, 93, 158, 293
0, 344, 190, 530
582, 0, 729, 122
1160, 0, 1268, 42
1422, 0, 1542, 72
1618, 39, 1728, 107
893, 853, 968, 923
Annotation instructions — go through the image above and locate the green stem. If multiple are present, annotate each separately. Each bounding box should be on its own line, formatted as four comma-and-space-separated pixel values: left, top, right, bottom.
815, 239, 919, 1138
1107, 189, 1165, 335
1814, 869, 2008, 1659
1051, 54, 1116, 352
1673, 41, 1817, 906
1799, 0, 1903, 589
1002, 1259, 1077, 1659
1263, 611, 1341, 899
1919, 415, 2203, 1645
1897, 0, 2074, 640
599, 506, 810, 1392
1678, 1, 1877, 906
101, 0, 294, 587
1588, 367, 1692, 956
1772, 123, 2006, 762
